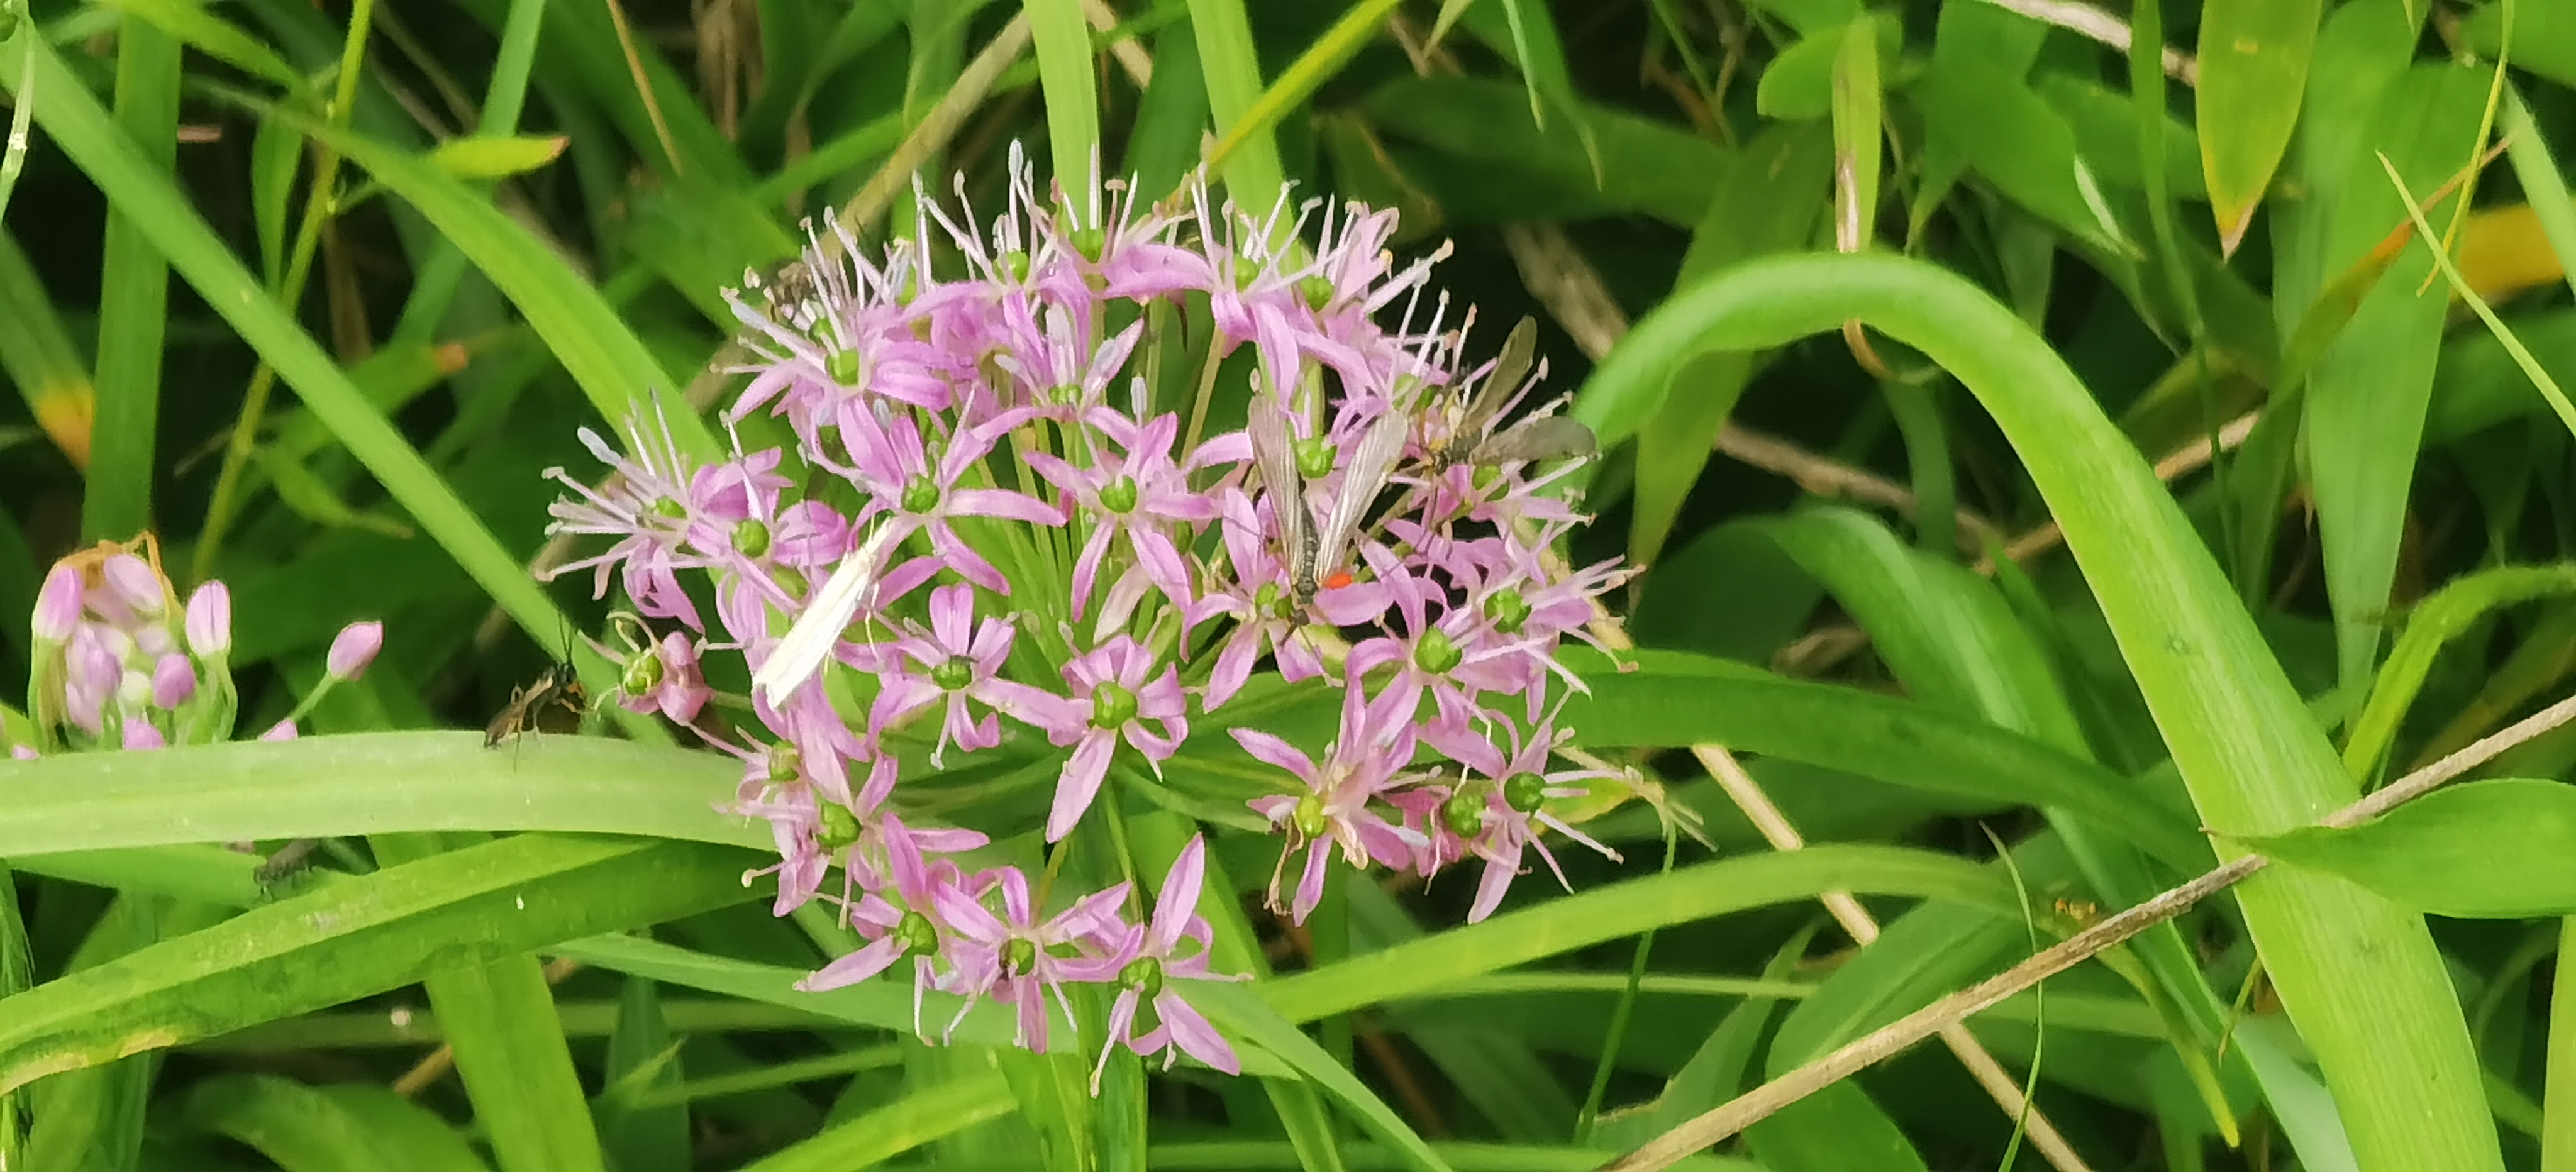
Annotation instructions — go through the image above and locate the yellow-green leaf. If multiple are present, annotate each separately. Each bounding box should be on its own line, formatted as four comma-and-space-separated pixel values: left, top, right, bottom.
2197, 0, 2322, 255
426, 134, 569, 180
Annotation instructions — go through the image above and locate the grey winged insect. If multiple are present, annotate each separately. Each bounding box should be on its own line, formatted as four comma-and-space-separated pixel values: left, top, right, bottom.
1426, 316, 1599, 468
1248, 399, 1409, 605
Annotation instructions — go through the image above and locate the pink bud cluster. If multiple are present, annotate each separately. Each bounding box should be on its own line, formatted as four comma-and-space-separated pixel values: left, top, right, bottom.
14, 539, 382, 756
541, 151, 1633, 1081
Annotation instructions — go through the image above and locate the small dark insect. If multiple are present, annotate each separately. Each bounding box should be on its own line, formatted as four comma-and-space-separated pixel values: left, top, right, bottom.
252, 838, 324, 890
484, 659, 589, 748
1424, 316, 1599, 468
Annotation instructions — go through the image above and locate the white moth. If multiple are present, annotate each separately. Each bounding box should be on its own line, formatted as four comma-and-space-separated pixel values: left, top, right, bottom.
752, 519, 904, 705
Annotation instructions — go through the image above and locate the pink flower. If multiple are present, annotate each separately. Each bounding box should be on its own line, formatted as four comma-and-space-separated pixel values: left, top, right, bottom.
1031, 636, 1189, 842
1081, 836, 1241, 1090
1025, 410, 1218, 626
541, 397, 709, 628
1229, 677, 1427, 924
613, 629, 709, 725
1421, 716, 1622, 922
857, 583, 1023, 768
935, 865, 1131, 1050
835, 407, 1062, 597
151, 654, 197, 709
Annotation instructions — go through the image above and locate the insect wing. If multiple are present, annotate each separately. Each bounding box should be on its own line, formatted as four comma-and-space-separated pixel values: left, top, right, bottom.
1457, 316, 1540, 441
1314, 409, 1411, 583
1247, 403, 1317, 588
1470, 414, 1599, 466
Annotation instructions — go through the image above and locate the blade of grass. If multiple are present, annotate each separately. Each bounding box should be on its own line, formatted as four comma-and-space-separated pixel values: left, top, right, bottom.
0, 38, 665, 724
191, 0, 377, 581
1570, 250, 2505, 1172
377, 831, 608, 1172
735, 1070, 1016, 1172
2501, 86, 2576, 304
0, 228, 92, 468
1185, 0, 1284, 207
2374, 151, 2576, 437
0, 25, 28, 226
389, 0, 553, 346
82, 20, 182, 543
1204, 0, 1400, 180
1026, 0, 1100, 182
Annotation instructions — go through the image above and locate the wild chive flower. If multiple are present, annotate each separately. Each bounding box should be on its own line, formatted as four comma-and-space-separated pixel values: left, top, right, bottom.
540, 152, 1636, 1086
13, 539, 382, 756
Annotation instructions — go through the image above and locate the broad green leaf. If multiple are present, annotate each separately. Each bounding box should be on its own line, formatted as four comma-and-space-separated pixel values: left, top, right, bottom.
1023, 0, 1100, 182
2301, 65, 2489, 686
1629, 122, 1831, 566
84, 19, 182, 544
2247, 780, 2576, 918
1208, 0, 1404, 182
1363, 77, 1728, 227
1558, 648, 2208, 871
1185, 0, 1285, 209
99, 0, 306, 91
178, 1075, 492, 1171
0, 732, 757, 856
1262, 844, 2019, 1024
1566, 250, 2503, 1171
2268, 0, 2418, 346
2343, 565, 2576, 783
2196, 0, 2321, 254
736, 1070, 1018, 1171
375, 831, 608, 1172
426, 133, 568, 180
1753, 13, 1897, 123
2459, 1, 2576, 94
0, 836, 760, 1095
1743, 1081, 1931, 1172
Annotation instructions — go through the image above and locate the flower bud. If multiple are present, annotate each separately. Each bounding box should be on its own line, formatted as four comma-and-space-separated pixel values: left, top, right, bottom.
185, 582, 232, 658
260, 719, 300, 741
123, 721, 165, 750
152, 654, 197, 709
101, 554, 165, 617
33, 565, 80, 644
326, 621, 384, 680
63, 630, 119, 736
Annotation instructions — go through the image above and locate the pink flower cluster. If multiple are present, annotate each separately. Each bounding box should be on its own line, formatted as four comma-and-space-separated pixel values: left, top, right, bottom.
541, 152, 1631, 1081
14, 539, 380, 756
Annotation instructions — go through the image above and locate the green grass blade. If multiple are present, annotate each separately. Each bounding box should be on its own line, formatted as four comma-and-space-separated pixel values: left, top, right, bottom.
251, 102, 716, 457
0, 39, 657, 700
0, 732, 757, 856
1568, 249, 2504, 1172
82, 19, 181, 543
178, 1075, 494, 1171
736, 1070, 1016, 1171
1184, 0, 1283, 207
1205, 0, 1399, 180
1262, 845, 2016, 1023
375, 832, 607, 1172
0, 835, 757, 1097
1024, 0, 1099, 183
0, 228, 94, 469
2375, 151, 2576, 439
